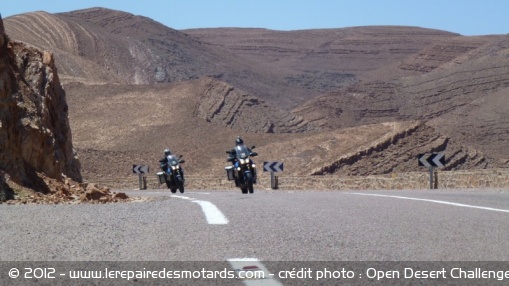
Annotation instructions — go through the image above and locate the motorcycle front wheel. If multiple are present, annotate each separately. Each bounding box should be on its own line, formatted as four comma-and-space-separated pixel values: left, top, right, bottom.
245, 172, 254, 194
176, 176, 184, 193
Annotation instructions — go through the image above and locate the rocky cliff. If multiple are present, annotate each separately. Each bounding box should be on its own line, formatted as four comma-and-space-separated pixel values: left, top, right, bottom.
0, 16, 81, 201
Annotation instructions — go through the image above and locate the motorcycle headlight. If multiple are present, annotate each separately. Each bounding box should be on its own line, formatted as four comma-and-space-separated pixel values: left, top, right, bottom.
240, 158, 248, 164
251, 164, 256, 168
237, 167, 241, 171
171, 165, 178, 170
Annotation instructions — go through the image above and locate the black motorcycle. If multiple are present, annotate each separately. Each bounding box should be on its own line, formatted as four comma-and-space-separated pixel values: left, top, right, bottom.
225, 145, 258, 194
157, 154, 185, 193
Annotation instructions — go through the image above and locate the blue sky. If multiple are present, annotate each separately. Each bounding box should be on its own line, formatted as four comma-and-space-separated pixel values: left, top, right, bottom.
1, 0, 508, 36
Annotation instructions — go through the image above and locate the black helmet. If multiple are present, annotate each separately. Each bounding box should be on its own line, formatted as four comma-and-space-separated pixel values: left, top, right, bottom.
235, 136, 244, 146
164, 148, 171, 156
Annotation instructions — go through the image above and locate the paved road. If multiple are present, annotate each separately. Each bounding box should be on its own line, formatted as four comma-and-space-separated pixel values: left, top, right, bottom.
2, 188, 509, 261
2, 188, 509, 284
121, 188, 509, 261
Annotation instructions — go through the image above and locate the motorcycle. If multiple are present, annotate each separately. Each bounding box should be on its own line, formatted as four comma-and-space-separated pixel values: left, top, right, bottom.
157, 154, 185, 193
225, 145, 258, 194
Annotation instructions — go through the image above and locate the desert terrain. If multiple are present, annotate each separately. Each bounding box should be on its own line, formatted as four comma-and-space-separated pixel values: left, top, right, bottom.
3, 7, 509, 187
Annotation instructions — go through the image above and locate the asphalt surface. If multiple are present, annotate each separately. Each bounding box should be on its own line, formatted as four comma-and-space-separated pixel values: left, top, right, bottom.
2, 188, 509, 285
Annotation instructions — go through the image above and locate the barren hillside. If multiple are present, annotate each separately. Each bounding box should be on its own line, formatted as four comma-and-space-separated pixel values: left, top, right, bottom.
64, 78, 321, 180
293, 34, 509, 164
185, 26, 459, 81
64, 78, 496, 182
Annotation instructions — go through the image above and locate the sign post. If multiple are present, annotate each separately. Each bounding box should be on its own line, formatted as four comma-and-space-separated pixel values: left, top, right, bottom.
263, 161, 284, 189
429, 166, 434, 190
418, 153, 445, 189
133, 165, 149, 190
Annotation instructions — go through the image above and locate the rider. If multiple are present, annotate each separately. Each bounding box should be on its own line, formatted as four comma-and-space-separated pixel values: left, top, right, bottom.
227, 136, 247, 162
159, 148, 185, 180
159, 148, 172, 171
227, 136, 257, 182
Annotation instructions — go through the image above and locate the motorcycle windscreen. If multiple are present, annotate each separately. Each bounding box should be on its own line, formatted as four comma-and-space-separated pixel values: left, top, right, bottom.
235, 145, 250, 159
167, 155, 179, 166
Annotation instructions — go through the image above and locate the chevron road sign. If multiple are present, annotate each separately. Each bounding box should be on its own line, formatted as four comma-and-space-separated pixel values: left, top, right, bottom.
418, 153, 445, 168
132, 164, 149, 174
263, 161, 284, 172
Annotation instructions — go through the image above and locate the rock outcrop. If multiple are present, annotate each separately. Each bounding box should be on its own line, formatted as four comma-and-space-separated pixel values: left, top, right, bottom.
311, 122, 494, 176
195, 78, 319, 133
0, 15, 81, 201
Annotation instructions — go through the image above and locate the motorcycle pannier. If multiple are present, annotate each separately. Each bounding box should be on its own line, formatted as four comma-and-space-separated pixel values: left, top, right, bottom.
156, 172, 167, 184
225, 166, 234, 181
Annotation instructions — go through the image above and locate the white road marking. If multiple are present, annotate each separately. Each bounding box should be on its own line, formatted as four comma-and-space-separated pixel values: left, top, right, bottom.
171, 195, 228, 224
192, 200, 229, 224
349, 193, 509, 213
228, 258, 282, 286
170, 195, 194, 200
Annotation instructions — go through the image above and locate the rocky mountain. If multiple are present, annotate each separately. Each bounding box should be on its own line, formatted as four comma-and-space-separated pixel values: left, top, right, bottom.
3, 7, 509, 186
4, 8, 310, 108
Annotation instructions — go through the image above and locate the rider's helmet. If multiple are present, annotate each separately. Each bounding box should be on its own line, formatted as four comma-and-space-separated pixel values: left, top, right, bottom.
235, 136, 244, 146
164, 148, 171, 156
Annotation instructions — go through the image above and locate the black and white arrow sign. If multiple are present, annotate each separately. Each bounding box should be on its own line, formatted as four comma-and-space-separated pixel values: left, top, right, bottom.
263, 161, 284, 172
132, 164, 149, 174
418, 153, 445, 168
